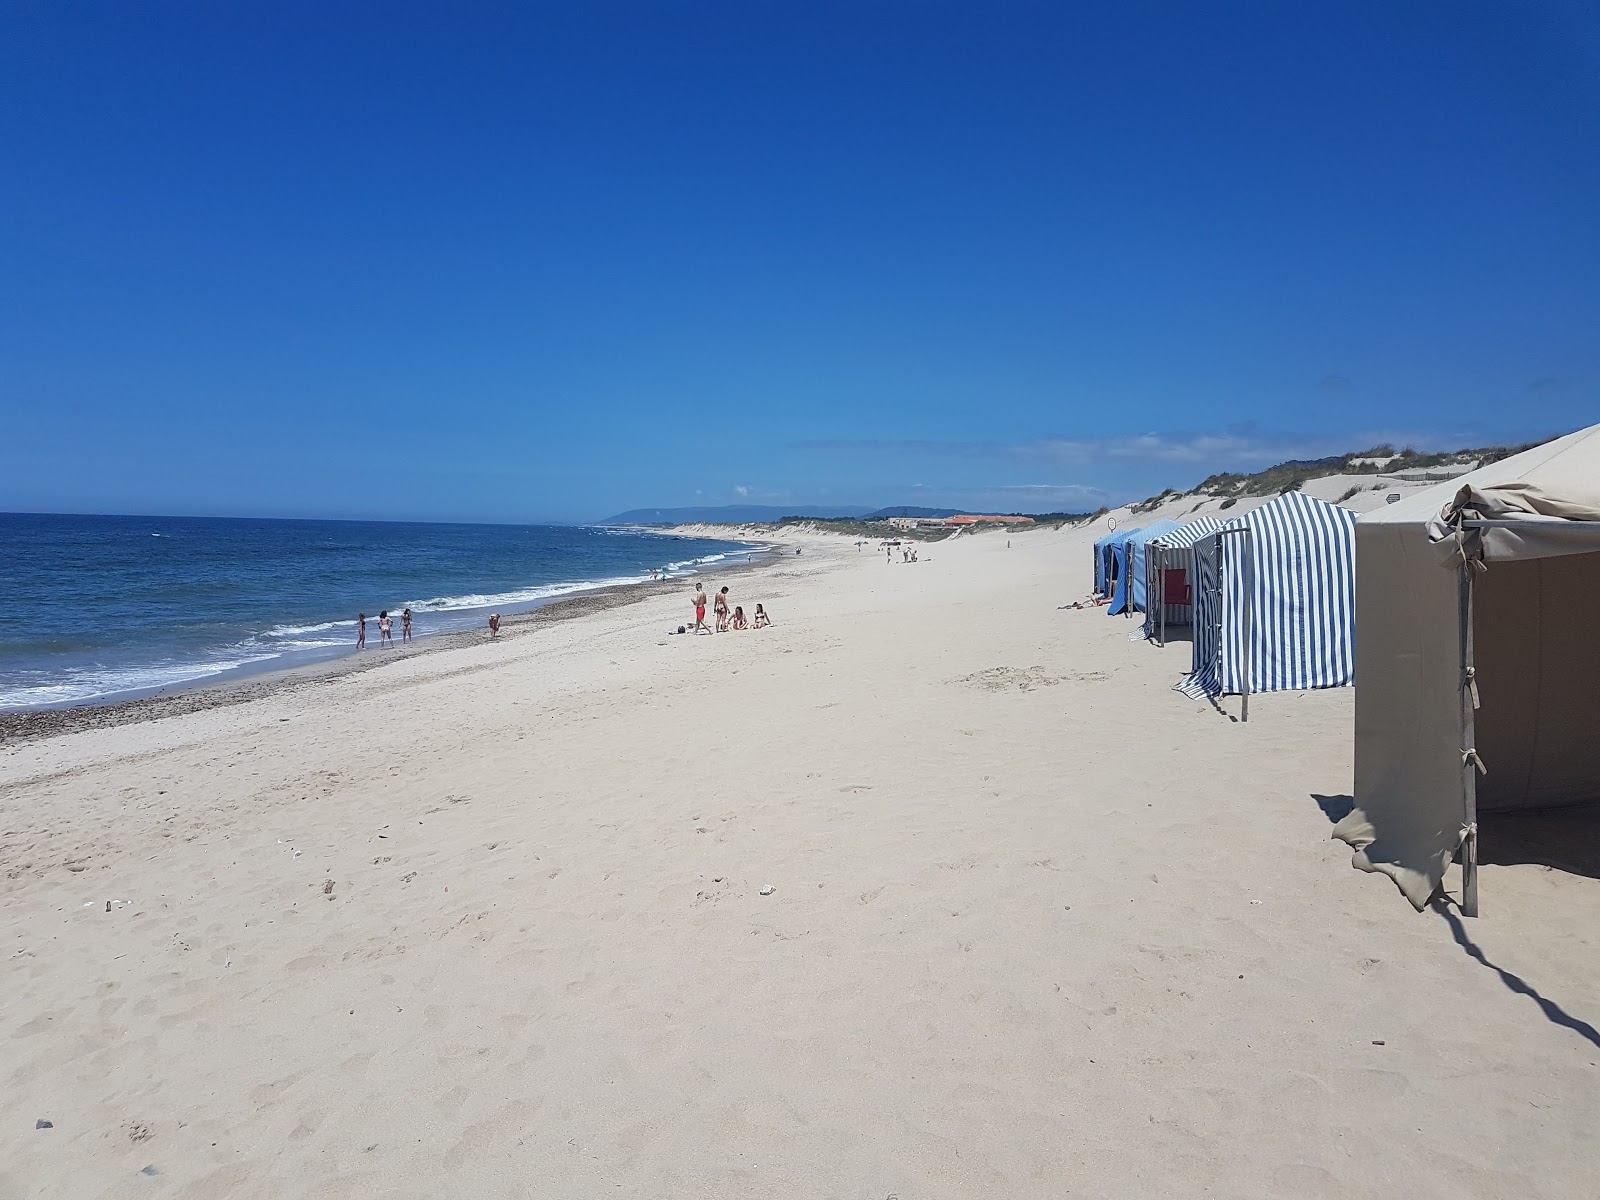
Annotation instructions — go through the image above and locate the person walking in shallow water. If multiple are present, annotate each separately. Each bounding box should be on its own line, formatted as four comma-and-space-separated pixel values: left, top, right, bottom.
401, 608, 412, 642
378, 610, 394, 648
357, 613, 367, 649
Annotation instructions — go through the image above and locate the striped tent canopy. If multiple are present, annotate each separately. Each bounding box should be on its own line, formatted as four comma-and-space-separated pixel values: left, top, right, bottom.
1093, 526, 1142, 597
1177, 491, 1357, 699
1109, 520, 1181, 615
1150, 514, 1233, 550
1139, 515, 1235, 639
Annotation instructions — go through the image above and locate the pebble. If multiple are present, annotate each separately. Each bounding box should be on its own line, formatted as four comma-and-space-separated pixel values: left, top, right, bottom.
759, 885, 775, 896
141, 1166, 159, 1176
36, 1119, 52, 1130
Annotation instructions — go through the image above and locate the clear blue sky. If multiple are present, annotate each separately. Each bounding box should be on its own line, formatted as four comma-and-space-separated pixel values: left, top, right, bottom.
3, 2, 1597, 522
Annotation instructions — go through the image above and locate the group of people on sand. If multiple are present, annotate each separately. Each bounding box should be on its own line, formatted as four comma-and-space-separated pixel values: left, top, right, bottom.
356, 580, 765, 649
689, 581, 770, 635
356, 607, 413, 649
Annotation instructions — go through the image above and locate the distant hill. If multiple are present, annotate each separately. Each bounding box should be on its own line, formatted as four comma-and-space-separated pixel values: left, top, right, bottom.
600, 504, 871, 526
1132, 438, 1550, 512
859, 506, 965, 519
602, 503, 1036, 525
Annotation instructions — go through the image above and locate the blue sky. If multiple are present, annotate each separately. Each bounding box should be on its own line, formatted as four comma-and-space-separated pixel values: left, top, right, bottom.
3, 2, 1597, 522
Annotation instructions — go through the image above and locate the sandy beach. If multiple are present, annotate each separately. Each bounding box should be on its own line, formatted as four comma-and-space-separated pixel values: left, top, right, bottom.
4, 521, 1598, 1199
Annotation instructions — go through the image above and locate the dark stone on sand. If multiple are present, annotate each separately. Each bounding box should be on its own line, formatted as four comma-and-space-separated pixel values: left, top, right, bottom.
36, 1119, 52, 1129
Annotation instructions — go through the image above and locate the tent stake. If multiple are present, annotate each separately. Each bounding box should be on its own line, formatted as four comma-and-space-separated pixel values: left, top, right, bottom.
1462, 825, 1479, 917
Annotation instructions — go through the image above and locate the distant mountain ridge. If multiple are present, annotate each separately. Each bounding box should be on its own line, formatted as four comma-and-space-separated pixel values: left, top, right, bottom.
600, 503, 967, 525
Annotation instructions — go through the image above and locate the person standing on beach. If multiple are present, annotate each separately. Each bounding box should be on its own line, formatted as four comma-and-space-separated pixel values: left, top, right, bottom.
692, 583, 708, 634
714, 585, 730, 632
379, 610, 393, 648
401, 608, 412, 642
357, 613, 367, 649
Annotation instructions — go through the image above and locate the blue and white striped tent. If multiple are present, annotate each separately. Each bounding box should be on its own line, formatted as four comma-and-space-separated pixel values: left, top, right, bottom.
1093, 526, 1142, 598
1139, 514, 1233, 639
1108, 520, 1181, 615
1177, 491, 1357, 699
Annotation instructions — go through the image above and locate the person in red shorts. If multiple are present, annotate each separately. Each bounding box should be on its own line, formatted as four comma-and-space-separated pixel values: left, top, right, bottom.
691, 582, 709, 634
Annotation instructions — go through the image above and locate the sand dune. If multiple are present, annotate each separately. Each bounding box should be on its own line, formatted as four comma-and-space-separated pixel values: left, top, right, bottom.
3, 526, 1597, 1198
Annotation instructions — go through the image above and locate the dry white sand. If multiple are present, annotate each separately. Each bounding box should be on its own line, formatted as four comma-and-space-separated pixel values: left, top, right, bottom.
4, 524, 1598, 1199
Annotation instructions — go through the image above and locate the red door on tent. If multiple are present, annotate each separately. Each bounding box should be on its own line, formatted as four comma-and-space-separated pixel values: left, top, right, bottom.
1163, 568, 1190, 606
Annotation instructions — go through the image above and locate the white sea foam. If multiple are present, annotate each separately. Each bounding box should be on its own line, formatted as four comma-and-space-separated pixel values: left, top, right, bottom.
263, 620, 353, 637
403, 574, 652, 613
0, 655, 280, 710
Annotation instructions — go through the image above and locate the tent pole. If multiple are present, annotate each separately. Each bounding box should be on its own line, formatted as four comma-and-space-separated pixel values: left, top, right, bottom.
1213, 534, 1226, 706
1158, 549, 1167, 648
1240, 529, 1254, 723
1458, 563, 1480, 917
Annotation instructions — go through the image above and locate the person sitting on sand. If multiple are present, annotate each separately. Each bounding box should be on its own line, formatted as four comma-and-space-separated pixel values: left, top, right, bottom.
401, 607, 412, 642
731, 605, 747, 630
692, 583, 708, 633
753, 604, 771, 628
488, 612, 501, 637
379, 610, 393, 648
357, 612, 367, 649
714, 585, 730, 632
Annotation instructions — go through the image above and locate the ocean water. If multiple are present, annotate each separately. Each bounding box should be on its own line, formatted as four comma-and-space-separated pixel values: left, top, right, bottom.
0, 513, 762, 710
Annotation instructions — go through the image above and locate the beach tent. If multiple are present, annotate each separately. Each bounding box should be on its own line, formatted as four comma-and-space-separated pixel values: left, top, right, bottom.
1093, 526, 1142, 599
1331, 425, 1600, 915
1176, 491, 1356, 712
1108, 520, 1181, 615
1140, 515, 1232, 642
1102, 526, 1146, 610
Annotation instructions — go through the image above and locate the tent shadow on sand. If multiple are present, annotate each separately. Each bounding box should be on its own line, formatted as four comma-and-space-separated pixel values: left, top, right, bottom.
1312, 793, 1600, 1052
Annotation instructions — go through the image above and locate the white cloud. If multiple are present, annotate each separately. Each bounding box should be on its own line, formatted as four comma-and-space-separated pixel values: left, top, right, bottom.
734, 485, 749, 497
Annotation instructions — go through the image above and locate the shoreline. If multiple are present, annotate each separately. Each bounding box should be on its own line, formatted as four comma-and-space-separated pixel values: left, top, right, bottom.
0, 542, 783, 746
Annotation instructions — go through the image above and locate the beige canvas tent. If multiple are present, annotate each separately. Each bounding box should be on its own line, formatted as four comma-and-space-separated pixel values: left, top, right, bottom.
1332, 425, 1600, 914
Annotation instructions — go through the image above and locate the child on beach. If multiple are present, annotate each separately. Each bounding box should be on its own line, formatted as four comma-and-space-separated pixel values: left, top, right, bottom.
401, 608, 412, 641
357, 613, 367, 649
379, 611, 393, 647
731, 605, 747, 630
753, 604, 771, 628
